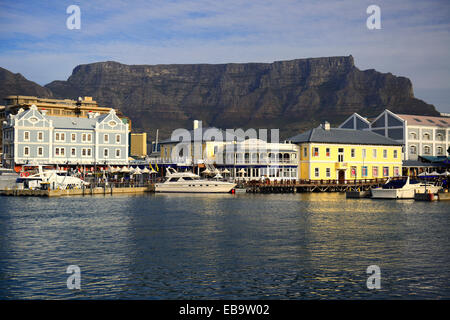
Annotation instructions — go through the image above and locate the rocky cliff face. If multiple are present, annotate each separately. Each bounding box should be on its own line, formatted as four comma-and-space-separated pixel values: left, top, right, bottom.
45, 56, 439, 140
0, 67, 53, 100
3, 56, 440, 140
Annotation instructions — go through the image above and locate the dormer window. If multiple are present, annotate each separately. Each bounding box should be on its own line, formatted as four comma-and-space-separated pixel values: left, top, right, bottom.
29, 117, 38, 124
109, 120, 117, 127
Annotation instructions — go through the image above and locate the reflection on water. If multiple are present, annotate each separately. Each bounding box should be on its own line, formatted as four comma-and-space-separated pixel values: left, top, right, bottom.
0, 193, 449, 299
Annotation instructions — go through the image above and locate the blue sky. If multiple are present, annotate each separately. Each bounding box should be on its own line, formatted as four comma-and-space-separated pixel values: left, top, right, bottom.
1, 0, 449, 112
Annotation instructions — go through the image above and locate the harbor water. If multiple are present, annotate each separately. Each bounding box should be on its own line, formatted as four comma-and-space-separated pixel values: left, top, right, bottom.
0, 193, 449, 299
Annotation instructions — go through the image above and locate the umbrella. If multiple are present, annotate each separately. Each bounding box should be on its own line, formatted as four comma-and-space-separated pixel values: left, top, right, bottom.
213, 174, 223, 179
238, 168, 246, 175
440, 171, 450, 176
202, 168, 211, 174
150, 169, 158, 174
222, 168, 230, 174
134, 167, 142, 174
418, 172, 428, 176
141, 167, 150, 174
120, 166, 131, 173
213, 168, 220, 174
429, 171, 439, 176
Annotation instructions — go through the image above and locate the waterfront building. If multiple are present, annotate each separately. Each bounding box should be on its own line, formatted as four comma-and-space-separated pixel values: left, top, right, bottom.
2, 105, 129, 169
340, 109, 450, 161
130, 133, 148, 158
290, 122, 403, 181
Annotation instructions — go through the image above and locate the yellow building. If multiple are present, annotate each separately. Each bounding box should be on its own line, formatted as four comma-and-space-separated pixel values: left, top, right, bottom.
290, 122, 403, 181
130, 133, 148, 158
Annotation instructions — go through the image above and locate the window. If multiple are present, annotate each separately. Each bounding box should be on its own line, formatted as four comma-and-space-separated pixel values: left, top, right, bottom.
436, 133, 444, 141
326, 168, 331, 178
87, 148, 91, 157
437, 147, 444, 155
409, 132, 417, 140
87, 134, 92, 142
373, 166, 378, 178
383, 149, 387, 159
350, 166, 357, 178
372, 149, 377, 159
394, 150, 398, 158
303, 148, 307, 158
116, 134, 121, 143
314, 168, 319, 178
351, 149, 355, 158
82, 148, 86, 157
55, 133, 60, 141
104, 134, 109, 143
61, 133, 65, 141
424, 146, 431, 155
24, 131, 30, 141
38, 131, 43, 141
423, 133, 431, 140
383, 167, 389, 177
410, 145, 417, 154
116, 149, 121, 158
362, 166, 368, 177
326, 148, 330, 157
38, 147, 43, 157
71, 133, 76, 142
24, 146, 30, 156
362, 149, 366, 159
394, 167, 399, 177
104, 149, 109, 158
55, 147, 65, 156
82, 133, 86, 142
338, 148, 344, 162
71, 148, 76, 157
313, 147, 319, 157
55, 148, 60, 156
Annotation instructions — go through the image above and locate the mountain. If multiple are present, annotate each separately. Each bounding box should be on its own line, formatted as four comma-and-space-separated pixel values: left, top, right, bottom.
1, 56, 440, 141
0, 67, 53, 100
44, 56, 439, 140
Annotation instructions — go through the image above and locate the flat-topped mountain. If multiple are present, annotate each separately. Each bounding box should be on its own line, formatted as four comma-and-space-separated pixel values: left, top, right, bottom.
1, 56, 440, 140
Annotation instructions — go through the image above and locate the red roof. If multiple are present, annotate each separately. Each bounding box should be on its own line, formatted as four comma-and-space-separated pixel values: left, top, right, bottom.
396, 114, 450, 128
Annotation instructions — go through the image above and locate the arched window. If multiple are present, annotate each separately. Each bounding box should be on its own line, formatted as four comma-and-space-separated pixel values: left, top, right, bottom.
436, 133, 444, 141
423, 146, 431, 155
409, 132, 417, 140
437, 147, 444, 155
423, 133, 431, 140
410, 145, 417, 154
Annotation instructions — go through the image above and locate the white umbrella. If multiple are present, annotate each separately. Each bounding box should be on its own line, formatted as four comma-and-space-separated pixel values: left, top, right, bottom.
222, 168, 230, 174
150, 169, 158, 174
202, 168, 211, 174
141, 167, 150, 174
440, 171, 450, 176
213, 174, 223, 179
418, 172, 428, 176
238, 168, 246, 175
120, 166, 131, 173
429, 171, 439, 176
213, 168, 220, 174
134, 167, 142, 174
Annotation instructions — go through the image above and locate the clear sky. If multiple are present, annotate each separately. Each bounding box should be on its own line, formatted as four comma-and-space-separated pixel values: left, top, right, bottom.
1, 0, 449, 113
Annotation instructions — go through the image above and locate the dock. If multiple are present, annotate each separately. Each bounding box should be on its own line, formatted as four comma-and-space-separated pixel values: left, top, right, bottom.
244, 178, 389, 193
0, 185, 155, 197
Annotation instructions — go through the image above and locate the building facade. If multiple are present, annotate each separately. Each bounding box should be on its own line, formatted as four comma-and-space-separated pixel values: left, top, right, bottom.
2, 105, 129, 168
290, 123, 403, 181
130, 133, 148, 158
340, 110, 450, 161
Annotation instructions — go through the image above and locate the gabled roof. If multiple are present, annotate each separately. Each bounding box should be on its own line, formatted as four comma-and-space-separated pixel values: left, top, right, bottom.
396, 114, 450, 128
289, 126, 402, 146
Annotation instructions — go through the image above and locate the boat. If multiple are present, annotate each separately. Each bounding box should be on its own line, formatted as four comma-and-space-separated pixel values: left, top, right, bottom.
371, 177, 442, 199
154, 168, 236, 193
16, 165, 89, 190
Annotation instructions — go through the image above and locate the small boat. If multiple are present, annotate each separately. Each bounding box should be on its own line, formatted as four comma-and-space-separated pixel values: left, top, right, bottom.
154, 168, 236, 193
16, 165, 89, 190
371, 177, 442, 199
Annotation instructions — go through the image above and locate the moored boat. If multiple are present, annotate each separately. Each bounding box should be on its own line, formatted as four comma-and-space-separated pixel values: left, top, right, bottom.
371, 177, 442, 199
154, 168, 236, 193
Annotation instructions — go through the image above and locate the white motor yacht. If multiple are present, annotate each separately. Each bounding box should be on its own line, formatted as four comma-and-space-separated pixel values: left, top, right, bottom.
16, 166, 89, 190
371, 177, 442, 199
154, 168, 236, 193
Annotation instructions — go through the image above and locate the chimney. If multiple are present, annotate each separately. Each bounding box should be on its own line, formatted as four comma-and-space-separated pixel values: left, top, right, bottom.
41, 109, 47, 116
193, 120, 199, 130
323, 121, 330, 130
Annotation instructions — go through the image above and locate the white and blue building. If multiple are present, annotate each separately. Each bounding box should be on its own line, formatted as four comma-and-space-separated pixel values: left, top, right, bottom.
2, 105, 129, 169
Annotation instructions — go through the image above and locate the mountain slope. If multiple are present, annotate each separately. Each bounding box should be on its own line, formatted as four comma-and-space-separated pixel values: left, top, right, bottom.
0, 67, 52, 100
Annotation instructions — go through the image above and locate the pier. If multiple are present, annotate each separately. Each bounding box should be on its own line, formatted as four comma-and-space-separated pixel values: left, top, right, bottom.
243, 178, 390, 193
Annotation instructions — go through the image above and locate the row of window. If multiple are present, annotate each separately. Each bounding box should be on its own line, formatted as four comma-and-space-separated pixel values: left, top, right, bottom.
314, 166, 400, 178
22, 131, 122, 144
307, 147, 398, 159
23, 147, 122, 158
409, 132, 447, 141
410, 145, 446, 155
